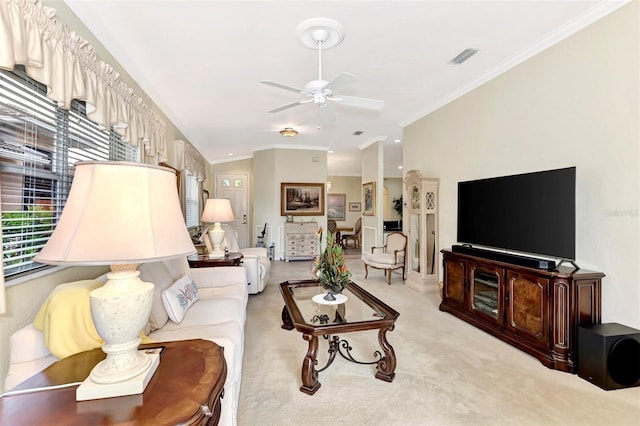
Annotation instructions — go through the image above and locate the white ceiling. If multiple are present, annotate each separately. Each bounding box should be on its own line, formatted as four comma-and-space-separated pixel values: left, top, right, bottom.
63, 1, 624, 177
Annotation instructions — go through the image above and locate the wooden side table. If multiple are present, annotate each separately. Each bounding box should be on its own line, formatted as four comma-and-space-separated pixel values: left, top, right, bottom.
188, 252, 243, 268
0, 339, 227, 425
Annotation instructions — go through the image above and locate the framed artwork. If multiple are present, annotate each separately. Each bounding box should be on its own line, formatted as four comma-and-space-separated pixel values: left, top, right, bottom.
363, 182, 376, 216
327, 193, 346, 221
280, 182, 325, 216
348, 202, 361, 212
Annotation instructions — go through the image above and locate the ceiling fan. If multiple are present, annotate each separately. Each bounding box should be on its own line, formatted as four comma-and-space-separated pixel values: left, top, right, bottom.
261, 18, 384, 123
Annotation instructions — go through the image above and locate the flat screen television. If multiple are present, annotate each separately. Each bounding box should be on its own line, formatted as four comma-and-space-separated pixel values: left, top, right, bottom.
457, 167, 576, 260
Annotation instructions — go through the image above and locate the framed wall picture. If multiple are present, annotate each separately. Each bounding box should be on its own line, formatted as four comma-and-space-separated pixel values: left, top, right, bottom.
280, 182, 325, 216
348, 202, 361, 212
363, 182, 376, 216
327, 193, 346, 221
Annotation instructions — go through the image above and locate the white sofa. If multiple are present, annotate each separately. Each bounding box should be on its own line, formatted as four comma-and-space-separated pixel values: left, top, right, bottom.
4, 257, 248, 426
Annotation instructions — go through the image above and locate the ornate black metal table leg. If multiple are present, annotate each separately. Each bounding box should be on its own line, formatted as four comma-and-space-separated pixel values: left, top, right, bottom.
281, 306, 294, 330
300, 334, 321, 395
375, 326, 397, 382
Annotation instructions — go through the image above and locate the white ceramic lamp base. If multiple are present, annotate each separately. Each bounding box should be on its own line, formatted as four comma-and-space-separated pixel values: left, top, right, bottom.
76, 352, 159, 401
78, 265, 157, 401
208, 224, 226, 258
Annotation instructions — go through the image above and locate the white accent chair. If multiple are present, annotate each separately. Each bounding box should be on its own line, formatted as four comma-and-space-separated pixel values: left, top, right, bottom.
363, 232, 408, 285
221, 224, 270, 294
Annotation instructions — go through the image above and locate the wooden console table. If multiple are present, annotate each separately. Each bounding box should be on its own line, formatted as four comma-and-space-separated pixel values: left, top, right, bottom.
440, 249, 604, 372
0, 339, 227, 425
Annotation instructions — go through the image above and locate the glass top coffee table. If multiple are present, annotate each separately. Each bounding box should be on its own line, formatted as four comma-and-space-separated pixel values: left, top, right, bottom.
279, 279, 400, 395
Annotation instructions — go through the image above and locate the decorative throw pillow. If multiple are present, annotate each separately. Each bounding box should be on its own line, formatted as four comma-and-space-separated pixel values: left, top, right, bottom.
161, 274, 199, 324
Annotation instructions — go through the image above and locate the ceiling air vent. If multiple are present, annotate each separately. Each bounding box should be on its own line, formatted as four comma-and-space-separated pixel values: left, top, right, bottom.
353, 130, 363, 136
450, 48, 479, 65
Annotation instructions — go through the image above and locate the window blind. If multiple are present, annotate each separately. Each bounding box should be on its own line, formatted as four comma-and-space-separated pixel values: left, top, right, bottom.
0, 68, 138, 278
184, 173, 200, 228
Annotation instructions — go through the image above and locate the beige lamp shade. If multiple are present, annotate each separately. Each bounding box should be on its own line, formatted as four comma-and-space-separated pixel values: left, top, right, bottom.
200, 198, 235, 223
34, 161, 195, 265
200, 198, 235, 258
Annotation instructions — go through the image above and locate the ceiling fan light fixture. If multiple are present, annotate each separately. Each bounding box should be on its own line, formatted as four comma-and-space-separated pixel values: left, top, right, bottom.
279, 127, 299, 137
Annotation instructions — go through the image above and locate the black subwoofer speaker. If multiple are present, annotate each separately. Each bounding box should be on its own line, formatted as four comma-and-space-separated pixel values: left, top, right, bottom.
578, 323, 640, 390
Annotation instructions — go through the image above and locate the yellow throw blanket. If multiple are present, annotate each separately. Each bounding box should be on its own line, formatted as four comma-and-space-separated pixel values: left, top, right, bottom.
34, 280, 153, 359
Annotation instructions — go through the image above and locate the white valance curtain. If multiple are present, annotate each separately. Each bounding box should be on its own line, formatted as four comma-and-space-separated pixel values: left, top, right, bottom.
0, 0, 166, 155
175, 139, 207, 182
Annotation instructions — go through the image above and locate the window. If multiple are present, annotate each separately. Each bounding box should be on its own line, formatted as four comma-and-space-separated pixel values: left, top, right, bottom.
0, 67, 138, 278
184, 173, 200, 228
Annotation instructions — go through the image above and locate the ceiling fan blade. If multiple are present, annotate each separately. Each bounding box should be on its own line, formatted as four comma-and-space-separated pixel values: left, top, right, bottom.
260, 80, 304, 94
332, 95, 384, 111
318, 104, 336, 123
268, 101, 306, 113
323, 72, 358, 94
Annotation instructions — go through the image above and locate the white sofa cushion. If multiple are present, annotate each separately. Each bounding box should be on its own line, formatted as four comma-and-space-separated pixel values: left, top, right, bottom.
4, 324, 57, 390
159, 298, 246, 331
162, 274, 200, 324
198, 285, 247, 302
138, 261, 175, 331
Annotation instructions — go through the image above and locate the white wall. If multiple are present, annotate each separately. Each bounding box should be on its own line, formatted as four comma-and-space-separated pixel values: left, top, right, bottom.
404, 2, 639, 328
384, 177, 403, 221
253, 148, 328, 258
361, 142, 384, 251
327, 176, 361, 228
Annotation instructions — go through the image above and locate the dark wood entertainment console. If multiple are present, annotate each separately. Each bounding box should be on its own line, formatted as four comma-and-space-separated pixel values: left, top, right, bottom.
440, 249, 605, 373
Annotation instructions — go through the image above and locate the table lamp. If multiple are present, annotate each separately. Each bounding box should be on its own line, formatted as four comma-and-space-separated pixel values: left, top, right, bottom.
34, 161, 196, 400
200, 198, 235, 258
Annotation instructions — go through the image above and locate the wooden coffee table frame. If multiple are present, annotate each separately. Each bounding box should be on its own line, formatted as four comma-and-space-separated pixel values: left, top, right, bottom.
279, 279, 399, 395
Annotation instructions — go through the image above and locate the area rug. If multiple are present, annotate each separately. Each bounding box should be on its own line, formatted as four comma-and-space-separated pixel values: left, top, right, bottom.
237, 259, 640, 426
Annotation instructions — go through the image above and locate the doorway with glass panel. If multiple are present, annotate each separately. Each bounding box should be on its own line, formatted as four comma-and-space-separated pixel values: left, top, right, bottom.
215, 173, 249, 248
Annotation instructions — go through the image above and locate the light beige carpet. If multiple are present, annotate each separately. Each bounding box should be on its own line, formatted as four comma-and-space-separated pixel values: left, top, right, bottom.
238, 259, 640, 426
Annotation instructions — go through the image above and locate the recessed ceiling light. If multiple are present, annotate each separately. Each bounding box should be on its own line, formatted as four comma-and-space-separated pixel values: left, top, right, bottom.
394, 139, 401, 143
328, 150, 334, 154
227, 153, 234, 156
398, 165, 403, 170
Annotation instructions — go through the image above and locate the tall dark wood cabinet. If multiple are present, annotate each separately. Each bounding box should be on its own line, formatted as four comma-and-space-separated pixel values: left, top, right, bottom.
440, 249, 604, 372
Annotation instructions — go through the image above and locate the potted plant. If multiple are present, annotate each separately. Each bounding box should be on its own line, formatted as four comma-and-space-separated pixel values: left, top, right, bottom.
312, 229, 352, 301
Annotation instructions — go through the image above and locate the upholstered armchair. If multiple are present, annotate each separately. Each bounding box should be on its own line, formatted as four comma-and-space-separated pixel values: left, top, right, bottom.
220, 224, 271, 294
363, 232, 407, 285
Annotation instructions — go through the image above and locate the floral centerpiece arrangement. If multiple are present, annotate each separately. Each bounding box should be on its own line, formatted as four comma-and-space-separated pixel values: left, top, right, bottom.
312, 228, 352, 301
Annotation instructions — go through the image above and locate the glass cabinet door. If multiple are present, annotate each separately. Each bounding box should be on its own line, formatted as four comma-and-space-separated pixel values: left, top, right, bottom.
470, 265, 503, 322
410, 213, 420, 272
